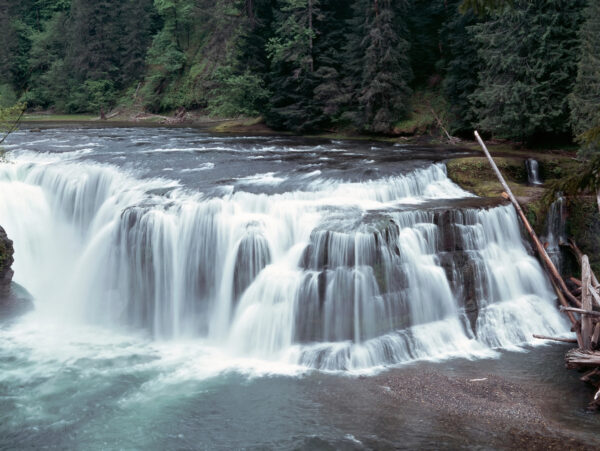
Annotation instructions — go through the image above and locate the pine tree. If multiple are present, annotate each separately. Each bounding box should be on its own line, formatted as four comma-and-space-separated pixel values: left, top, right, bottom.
265, 0, 322, 131
570, 0, 600, 144
407, 0, 446, 86
311, 0, 352, 126
344, 0, 412, 133
471, 0, 585, 142
441, 1, 481, 133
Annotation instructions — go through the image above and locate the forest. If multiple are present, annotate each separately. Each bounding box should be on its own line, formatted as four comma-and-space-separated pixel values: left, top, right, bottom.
0, 0, 599, 144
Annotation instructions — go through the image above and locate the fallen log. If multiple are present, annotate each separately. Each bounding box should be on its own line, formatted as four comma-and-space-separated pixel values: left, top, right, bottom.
560, 306, 600, 317
532, 334, 577, 344
583, 256, 594, 349
580, 368, 600, 382
589, 284, 600, 309
592, 323, 600, 349
568, 239, 600, 288
566, 348, 600, 369
570, 277, 582, 287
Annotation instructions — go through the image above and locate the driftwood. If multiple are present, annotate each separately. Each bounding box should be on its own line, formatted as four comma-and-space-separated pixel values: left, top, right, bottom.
560, 306, 600, 317
568, 239, 600, 288
589, 284, 600, 309
429, 107, 460, 144
532, 334, 577, 344
592, 323, 600, 349
582, 256, 594, 349
566, 348, 600, 368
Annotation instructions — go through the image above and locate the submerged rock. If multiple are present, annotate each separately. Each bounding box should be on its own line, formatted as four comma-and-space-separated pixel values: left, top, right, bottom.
0, 226, 34, 318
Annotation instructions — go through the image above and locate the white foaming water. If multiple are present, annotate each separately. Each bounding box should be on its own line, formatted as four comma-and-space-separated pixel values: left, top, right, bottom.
0, 149, 568, 372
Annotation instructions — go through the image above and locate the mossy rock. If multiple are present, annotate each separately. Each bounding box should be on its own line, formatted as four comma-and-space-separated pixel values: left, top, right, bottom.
446, 156, 530, 197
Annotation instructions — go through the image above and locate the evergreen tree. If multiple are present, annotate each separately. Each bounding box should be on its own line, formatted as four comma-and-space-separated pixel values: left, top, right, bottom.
344, 0, 412, 133
471, 0, 585, 142
407, 0, 446, 86
311, 0, 352, 126
441, 1, 481, 133
207, 0, 274, 117
570, 0, 600, 145
265, 0, 322, 131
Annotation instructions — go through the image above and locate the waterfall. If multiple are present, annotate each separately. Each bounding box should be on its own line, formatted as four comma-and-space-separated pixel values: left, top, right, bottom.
0, 150, 568, 370
525, 158, 543, 186
543, 194, 567, 272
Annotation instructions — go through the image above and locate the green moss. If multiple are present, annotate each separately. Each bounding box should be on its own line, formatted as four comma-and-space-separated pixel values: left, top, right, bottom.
446, 156, 532, 197
23, 114, 96, 121
211, 117, 273, 134
394, 89, 449, 136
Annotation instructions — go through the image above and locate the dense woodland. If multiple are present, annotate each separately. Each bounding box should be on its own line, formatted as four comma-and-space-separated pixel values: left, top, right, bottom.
0, 0, 598, 144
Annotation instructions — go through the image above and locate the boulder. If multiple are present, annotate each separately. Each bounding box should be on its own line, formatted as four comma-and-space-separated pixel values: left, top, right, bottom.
0, 226, 34, 317
0, 226, 14, 298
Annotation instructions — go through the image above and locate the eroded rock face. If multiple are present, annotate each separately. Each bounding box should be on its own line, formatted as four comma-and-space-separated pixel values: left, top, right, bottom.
0, 225, 34, 317
0, 226, 14, 298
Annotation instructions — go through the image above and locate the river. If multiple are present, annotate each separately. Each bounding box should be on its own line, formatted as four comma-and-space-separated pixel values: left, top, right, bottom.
0, 126, 598, 449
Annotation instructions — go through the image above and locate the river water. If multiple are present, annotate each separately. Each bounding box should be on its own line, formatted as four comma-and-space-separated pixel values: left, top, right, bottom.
0, 126, 597, 448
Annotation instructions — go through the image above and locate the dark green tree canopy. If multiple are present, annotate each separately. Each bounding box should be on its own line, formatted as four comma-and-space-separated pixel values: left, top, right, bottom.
0, 0, 595, 140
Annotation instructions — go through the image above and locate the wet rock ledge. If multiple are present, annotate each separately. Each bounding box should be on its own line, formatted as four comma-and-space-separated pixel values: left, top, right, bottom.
0, 226, 33, 317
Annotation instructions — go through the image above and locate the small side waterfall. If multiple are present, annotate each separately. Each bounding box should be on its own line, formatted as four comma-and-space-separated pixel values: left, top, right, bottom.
0, 151, 568, 370
525, 159, 543, 186
543, 194, 567, 272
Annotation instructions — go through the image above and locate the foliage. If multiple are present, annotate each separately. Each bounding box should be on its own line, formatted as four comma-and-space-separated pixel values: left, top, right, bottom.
569, 0, 600, 154
441, 2, 480, 134
544, 154, 600, 210
470, 0, 585, 143
208, 68, 269, 117
0, 102, 26, 158
459, 0, 513, 15
0, 0, 596, 140
341, 0, 412, 133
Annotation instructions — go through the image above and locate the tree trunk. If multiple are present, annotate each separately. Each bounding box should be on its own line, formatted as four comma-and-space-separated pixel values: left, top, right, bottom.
308, 0, 314, 72
582, 256, 593, 350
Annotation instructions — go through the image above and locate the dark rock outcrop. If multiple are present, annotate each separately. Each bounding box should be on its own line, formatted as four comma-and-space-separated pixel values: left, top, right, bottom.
0, 226, 14, 298
0, 226, 34, 317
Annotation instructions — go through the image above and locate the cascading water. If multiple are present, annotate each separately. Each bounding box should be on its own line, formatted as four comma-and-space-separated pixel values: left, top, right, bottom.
542, 194, 567, 272
0, 129, 569, 371
526, 158, 543, 185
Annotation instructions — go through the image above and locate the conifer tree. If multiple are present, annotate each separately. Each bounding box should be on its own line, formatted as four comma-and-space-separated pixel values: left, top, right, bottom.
344, 0, 412, 133
441, 1, 480, 133
470, 0, 585, 142
311, 0, 352, 126
570, 0, 600, 145
265, 0, 322, 131
407, 0, 446, 85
